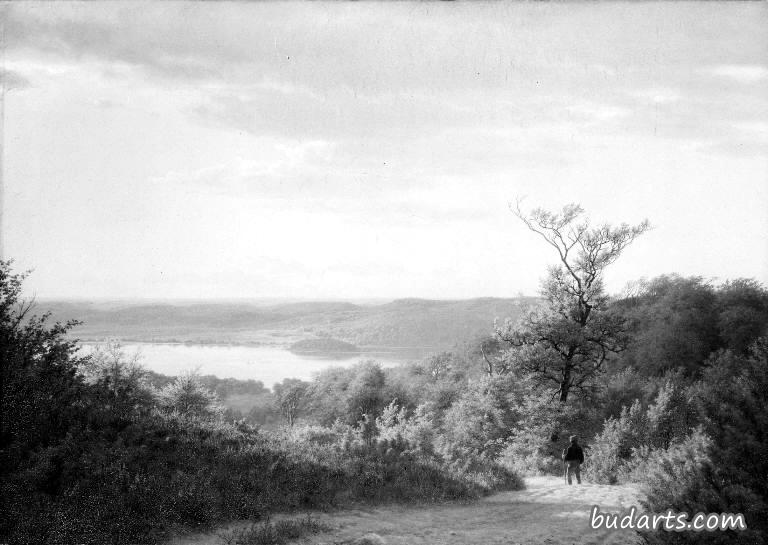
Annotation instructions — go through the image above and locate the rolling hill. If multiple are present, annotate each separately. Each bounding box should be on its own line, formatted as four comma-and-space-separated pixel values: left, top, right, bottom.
38, 297, 535, 352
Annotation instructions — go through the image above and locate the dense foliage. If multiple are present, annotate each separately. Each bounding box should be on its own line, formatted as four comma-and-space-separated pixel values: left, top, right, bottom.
583, 277, 768, 544
639, 343, 768, 545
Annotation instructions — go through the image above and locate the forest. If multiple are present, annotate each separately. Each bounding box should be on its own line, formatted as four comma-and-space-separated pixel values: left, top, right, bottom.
1, 206, 767, 545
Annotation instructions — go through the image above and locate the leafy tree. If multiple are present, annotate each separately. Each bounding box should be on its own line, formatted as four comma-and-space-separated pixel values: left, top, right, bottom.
346, 360, 387, 423
498, 203, 649, 402
308, 361, 390, 426
307, 366, 351, 426
156, 370, 223, 419
81, 340, 153, 420
597, 366, 658, 420
419, 351, 455, 381
610, 276, 768, 380
715, 278, 768, 353
0, 261, 88, 453
440, 382, 507, 455
615, 275, 720, 378
273, 378, 310, 426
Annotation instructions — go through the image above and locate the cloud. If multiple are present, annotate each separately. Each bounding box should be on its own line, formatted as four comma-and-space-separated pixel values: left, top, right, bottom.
566, 103, 632, 123
13, 2, 755, 96
699, 140, 768, 159
8, 2, 766, 153
0, 69, 31, 91
5, 4, 260, 84
733, 121, 768, 139
149, 147, 497, 228
706, 65, 768, 83
707, 121, 768, 155
190, 87, 491, 140
150, 141, 337, 196
600, 79, 768, 158
629, 87, 681, 105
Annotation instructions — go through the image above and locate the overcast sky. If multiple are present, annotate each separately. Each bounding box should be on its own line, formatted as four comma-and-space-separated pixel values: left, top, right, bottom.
2, 2, 767, 299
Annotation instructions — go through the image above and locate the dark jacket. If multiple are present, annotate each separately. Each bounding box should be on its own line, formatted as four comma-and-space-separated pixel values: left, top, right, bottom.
562, 444, 584, 464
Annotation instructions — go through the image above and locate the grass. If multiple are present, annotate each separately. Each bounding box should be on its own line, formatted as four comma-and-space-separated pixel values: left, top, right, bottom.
217, 515, 332, 545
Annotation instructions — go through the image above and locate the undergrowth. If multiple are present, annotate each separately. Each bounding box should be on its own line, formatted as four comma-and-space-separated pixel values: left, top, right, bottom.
217, 515, 332, 545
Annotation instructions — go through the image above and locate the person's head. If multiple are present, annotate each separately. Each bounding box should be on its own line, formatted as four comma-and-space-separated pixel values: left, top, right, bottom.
569, 435, 578, 444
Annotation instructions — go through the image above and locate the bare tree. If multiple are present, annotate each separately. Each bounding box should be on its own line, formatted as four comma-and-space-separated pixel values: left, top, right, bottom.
497, 202, 650, 402
475, 336, 508, 377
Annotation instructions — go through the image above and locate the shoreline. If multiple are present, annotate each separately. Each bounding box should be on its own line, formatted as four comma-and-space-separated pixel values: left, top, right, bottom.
75, 339, 437, 359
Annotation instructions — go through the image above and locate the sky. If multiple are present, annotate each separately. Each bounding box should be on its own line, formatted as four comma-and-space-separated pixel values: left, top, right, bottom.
1, 2, 767, 300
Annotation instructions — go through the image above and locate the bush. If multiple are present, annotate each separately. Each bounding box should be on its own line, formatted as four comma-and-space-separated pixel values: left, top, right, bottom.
584, 382, 694, 484
156, 371, 224, 420
218, 515, 331, 545
376, 401, 436, 457
498, 427, 562, 476
499, 390, 602, 476
440, 386, 507, 455
633, 429, 710, 501
640, 342, 768, 544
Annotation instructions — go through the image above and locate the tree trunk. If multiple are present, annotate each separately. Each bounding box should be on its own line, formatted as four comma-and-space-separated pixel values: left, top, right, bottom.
559, 366, 571, 403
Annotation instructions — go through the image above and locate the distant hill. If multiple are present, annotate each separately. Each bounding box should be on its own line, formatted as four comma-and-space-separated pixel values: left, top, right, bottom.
39, 297, 536, 352
289, 338, 360, 355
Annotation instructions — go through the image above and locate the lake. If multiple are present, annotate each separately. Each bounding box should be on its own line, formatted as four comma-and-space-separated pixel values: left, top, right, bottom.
79, 343, 428, 387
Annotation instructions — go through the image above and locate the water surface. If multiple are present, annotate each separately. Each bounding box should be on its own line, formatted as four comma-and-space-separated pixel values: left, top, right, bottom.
81, 343, 426, 387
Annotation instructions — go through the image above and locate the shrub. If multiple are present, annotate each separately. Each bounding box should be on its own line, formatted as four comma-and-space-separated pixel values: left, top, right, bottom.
584, 382, 694, 484
499, 390, 602, 476
218, 515, 331, 545
498, 427, 561, 476
629, 429, 710, 494
376, 401, 436, 457
156, 371, 224, 420
439, 378, 511, 456
640, 342, 768, 544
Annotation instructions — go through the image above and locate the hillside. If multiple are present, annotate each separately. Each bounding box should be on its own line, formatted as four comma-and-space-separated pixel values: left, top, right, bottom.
289, 338, 360, 354
39, 297, 534, 351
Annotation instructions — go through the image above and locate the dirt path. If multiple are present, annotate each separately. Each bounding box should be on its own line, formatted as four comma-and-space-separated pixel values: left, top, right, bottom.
168, 476, 644, 545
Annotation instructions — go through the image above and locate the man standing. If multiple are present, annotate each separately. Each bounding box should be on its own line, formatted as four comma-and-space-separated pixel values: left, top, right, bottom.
562, 435, 584, 485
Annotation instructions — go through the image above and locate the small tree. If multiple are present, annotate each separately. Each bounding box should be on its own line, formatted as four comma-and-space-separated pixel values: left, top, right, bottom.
273, 378, 310, 427
499, 203, 649, 402
420, 352, 454, 381
346, 360, 387, 424
156, 370, 223, 420
81, 340, 153, 419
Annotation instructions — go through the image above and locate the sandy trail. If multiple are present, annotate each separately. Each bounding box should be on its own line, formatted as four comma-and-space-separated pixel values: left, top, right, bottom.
168, 476, 644, 545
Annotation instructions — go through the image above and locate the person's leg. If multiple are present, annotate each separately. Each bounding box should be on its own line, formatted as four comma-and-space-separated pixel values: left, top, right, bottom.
566, 461, 573, 485
575, 462, 581, 484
